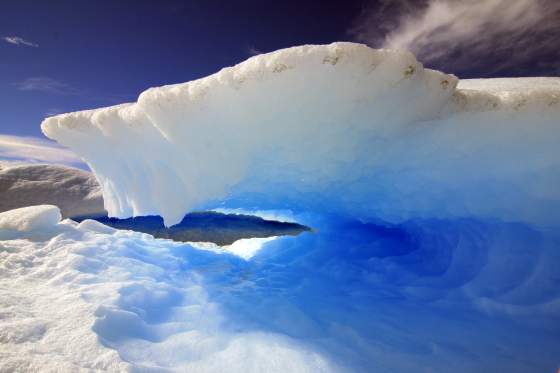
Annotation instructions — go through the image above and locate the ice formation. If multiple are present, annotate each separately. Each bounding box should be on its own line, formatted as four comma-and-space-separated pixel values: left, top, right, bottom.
2, 42, 556, 371
0, 162, 105, 218
42, 42, 560, 227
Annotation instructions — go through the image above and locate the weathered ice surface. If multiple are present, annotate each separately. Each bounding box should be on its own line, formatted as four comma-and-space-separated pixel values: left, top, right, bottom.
42, 43, 560, 227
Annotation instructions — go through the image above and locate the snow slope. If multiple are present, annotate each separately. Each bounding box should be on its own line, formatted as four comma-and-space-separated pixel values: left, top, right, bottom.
0, 206, 338, 372
1, 205, 559, 372
42, 42, 560, 227
0, 162, 105, 218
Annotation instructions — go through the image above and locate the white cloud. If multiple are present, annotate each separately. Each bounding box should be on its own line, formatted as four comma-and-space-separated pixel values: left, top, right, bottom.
247, 46, 263, 56
0, 134, 84, 166
3, 36, 38, 47
14, 77, 79, 95
350, 0, 560, 76
45, 108, 63, 117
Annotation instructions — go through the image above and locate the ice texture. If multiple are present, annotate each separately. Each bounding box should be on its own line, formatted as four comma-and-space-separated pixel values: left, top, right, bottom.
0, 162, 105, 218
42, 43, 560, 227
30, 43, 560, 371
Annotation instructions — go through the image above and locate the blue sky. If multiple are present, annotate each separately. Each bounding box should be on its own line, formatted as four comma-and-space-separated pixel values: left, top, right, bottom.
0, 1, 363, 139
1, 0, 558, 165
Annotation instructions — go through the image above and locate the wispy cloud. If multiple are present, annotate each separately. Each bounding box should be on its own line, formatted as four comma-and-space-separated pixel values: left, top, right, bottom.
14, 77, 80, 95
0, 134, 83, 166
45, 108, 64, 117
14, 77, 130, 103
247, 46, 263, 56
2, 36, 38, 47
350, 0, 560, 77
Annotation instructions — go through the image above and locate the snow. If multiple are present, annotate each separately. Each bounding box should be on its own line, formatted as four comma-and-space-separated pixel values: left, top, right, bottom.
0, 205, 61, 239
191, 236, 279, 260
222, 236, 278, 260
0, 206, 339, 372
1, 205, 559, 372
0, 162, 105, 218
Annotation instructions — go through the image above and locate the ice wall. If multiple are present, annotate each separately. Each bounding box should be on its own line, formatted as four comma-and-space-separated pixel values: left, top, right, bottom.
41, 43, 560, 227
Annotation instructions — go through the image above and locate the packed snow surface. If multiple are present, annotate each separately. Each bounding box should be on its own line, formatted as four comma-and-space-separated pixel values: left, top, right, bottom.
1, 205, 559, 372
3, 42, 556, 371
0, 162, 105, 218
0, 205, 61, 239
0, 206, 337, 372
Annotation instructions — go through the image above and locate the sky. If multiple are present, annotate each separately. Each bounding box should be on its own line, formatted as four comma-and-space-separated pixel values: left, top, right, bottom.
1, 0, 559, 165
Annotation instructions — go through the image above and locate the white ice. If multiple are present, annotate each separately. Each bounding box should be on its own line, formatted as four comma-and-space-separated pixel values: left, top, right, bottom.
4, 42, 559, 372
42, 42, 560, 227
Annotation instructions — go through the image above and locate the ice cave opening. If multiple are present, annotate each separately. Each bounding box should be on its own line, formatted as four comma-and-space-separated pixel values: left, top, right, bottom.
74, 210, 311, 245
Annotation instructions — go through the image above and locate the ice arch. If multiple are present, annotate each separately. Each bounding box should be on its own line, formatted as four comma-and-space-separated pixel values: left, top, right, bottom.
42, 42, 560, 227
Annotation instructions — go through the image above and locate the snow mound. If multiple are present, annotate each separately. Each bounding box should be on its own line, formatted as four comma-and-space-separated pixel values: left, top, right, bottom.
0, 162, 105, 218
0, 205, 61, 239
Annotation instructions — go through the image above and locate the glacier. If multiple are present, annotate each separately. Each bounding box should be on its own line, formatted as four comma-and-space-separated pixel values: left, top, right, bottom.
42, 42, 560, 227
1, 42, 558, 372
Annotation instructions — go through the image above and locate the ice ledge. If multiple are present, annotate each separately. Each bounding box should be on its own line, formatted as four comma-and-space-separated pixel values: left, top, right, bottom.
41, 44, 560, 137
40, 43, 560, 226
42, 43, 457, 135
453, 77, 560, 112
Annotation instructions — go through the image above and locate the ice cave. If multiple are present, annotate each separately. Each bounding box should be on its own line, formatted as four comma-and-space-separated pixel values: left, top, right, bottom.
1, 43, 559, 372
